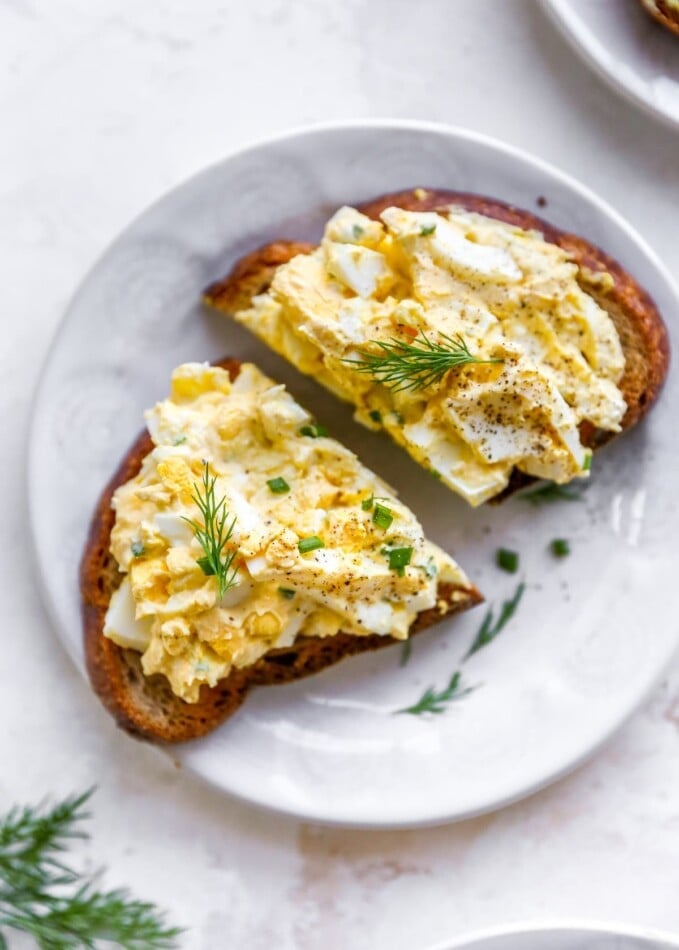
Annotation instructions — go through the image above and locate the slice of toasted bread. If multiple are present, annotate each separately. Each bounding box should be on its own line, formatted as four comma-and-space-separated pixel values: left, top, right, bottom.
640, 0, 679, 36
80, 357, 482, 744
204, 188, 670, 500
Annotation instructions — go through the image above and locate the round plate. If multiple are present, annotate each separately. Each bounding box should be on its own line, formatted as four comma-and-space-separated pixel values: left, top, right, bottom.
29, 120, 679, 827
430, 923, 679, 950
543, 0, 679, 128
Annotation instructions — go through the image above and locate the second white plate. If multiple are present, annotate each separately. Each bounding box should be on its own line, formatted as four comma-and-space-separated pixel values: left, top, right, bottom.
29, 120, 679, 826
543, 0, 679, 128
431, 922, 679, 950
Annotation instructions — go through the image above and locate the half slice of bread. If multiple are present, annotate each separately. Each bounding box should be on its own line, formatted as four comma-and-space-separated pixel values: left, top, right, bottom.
204, 188, 669, 500
80, 358, 482, 744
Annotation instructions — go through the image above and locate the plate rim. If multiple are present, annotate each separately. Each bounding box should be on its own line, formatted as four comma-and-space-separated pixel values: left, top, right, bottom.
426, 920, 679, 950
542, 0, 679, 130
28, 118, 679, 828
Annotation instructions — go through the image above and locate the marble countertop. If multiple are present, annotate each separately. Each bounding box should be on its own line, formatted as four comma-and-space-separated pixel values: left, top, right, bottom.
2, 1, 679, 947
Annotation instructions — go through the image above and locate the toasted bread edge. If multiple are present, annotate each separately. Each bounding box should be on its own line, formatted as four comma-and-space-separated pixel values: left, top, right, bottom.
640, 0, 679, 36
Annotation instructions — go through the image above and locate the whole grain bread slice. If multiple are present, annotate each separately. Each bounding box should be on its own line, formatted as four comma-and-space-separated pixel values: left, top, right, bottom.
204, 188, 670, 500
80, 357, 482, 744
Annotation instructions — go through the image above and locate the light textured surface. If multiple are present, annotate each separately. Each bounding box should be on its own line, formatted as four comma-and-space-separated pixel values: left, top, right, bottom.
3, 0, 679, 947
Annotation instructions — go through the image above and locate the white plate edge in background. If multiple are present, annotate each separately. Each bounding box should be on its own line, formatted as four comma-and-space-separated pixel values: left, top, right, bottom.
426, 920, 679, 950
542, 0, 679, 130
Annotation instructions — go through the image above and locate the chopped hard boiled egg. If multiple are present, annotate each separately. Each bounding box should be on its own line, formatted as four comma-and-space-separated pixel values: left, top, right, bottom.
104, 362, 469, 702
233, 202, 627, 506
326, 243, 394, 298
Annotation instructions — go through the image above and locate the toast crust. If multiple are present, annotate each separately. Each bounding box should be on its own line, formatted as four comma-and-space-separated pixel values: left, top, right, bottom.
204, 188, 670, 499
80, 357, 482, 743
206, 240, 315, 315
640, 0, 679, 36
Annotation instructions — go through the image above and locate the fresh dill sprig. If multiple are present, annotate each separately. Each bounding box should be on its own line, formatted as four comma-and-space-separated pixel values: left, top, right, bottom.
0, 789, 181, 949
183, 461, 239, 599
464, 582, 525, 660
519, 482, 588, 506
394, 581, 525, 719
395, 670, 477, 715
344, 332, 502, 393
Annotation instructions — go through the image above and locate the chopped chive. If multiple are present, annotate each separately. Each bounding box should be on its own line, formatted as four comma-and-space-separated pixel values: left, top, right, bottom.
298, 536, 325, 554
391, 410, 404, 425
383, 546, 413, 576
267, 476, 290, 494
352, 224, 364, 238
583, 452, 592, 471
299, 423, 328, 438
172, 434, 187, 445
496, 548, 519, 573
196, 555, 215, 576
278, 587, 296, 599
415, 557, 437, 579
430, 469, 442, 480
420, 223, 437, 236
551, 538, 570, 558
361, 492, 389, 512
369, 409, 382, 424
373, 503, 394, 531
131, 540, 145, 558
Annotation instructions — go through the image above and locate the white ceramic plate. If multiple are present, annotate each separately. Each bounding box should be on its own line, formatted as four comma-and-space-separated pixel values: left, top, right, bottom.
543, 0, 679, 128
29, 120, 679, 827
429, 922, 679, 950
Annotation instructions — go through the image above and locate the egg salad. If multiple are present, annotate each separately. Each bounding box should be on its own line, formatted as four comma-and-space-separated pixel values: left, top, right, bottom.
232, 204, 627, 505
104, 362, 470, 702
